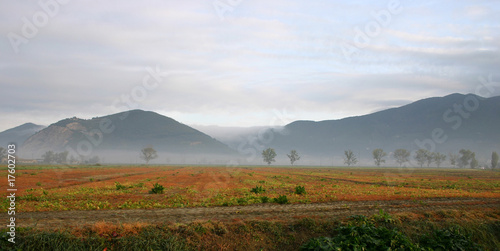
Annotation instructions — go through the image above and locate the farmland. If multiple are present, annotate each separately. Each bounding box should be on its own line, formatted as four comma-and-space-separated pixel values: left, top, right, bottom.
1, 165, 499, 250
1, 165, 498, 212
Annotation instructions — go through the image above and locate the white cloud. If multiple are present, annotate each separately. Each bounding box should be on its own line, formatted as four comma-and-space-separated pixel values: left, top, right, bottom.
1, 0, 499, 131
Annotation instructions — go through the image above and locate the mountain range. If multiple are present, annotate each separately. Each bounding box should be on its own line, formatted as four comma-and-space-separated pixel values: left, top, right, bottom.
260, 93, 500, 165
17, 110, 235, 161
1, 93, 498, 165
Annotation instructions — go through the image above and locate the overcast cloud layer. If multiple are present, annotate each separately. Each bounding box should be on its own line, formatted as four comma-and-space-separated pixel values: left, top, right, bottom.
1, 0, 499, 131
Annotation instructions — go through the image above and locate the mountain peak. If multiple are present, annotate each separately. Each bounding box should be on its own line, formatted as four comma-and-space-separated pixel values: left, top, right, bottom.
0, 123, 45, 147
19, 109, 235, 159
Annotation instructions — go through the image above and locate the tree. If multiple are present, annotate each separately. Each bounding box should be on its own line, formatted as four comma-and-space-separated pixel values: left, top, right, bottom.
42, 151, 55, 164
470, 156, 479, 169
140, 147, 158, 165
458, 149, 475, 168
262, 148, 277, 165
414, 149, 430, 168
449, 153, 458, 167
55, 151, 69, 164
433, 152, 446, 168
344, 149, 358, 166
287, 150, 300, 166
0, 147, 6, 163
425, 152, 434, 167
393, 149, 410, 167
492, 152, 499, 169
372, 148, 387, 167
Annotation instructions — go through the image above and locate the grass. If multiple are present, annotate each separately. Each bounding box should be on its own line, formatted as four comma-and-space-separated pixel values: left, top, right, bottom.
1, 210, 498, 251
0, 165, 497, 250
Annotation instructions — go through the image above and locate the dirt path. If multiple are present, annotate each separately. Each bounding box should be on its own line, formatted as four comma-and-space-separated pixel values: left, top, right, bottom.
17, 197, 499, 229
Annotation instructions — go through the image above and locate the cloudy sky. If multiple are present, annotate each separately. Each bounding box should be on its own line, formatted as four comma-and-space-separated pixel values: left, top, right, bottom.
1, 0, 499, 132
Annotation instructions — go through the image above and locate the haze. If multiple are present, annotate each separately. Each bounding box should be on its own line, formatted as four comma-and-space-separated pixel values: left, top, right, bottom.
1, 0, 499, 132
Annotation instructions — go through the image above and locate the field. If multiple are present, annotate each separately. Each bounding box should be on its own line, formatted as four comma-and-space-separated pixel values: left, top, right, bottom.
2, 165, 499, 212
1, 165, 499, 250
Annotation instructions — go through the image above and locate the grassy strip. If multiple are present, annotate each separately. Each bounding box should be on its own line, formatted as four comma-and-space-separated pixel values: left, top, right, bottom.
1, 208, 498, 251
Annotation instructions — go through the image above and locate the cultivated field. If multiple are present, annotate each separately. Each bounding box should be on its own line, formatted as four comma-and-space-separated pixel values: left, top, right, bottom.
1, 165, 499, 250
1, 165, 499, 212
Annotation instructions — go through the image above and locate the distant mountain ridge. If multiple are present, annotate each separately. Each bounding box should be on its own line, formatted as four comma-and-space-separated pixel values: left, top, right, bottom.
0, 123, 45, 147
264, 93, 500, 163
3, 93, 499, 165
19, 110, 235, 159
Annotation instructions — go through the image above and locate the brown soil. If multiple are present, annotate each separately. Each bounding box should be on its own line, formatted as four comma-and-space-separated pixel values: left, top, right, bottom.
18, 197, 499, 230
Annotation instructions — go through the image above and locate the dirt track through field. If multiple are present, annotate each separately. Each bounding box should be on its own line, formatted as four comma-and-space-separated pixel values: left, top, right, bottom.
17, 197, 499, 229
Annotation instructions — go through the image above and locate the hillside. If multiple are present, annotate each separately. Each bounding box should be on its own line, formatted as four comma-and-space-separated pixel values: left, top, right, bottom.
0, 123, 45, 147
20, 110, 235, 159
260, 93, 500, 164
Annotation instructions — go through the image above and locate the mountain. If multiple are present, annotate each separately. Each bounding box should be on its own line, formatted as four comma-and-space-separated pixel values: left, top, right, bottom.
258, 93, 500, 165
20, 110, 235, 160
0, 123, 45, 147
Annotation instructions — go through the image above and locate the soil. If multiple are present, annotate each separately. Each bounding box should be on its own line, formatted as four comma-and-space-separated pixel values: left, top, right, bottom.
17, 197, 499, 229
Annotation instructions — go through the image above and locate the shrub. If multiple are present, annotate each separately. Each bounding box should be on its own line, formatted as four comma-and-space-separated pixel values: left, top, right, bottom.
301, 224, 417, 251
237, 198, 248, 205
295, 185, 306, 195
260, 196, 270, 203
149, 183, 165, 194
134, 182, 145, 188
274, 195, 289, 204
115, 182, 127, 190
419, 227, 483, 251
250, 186, 266, 194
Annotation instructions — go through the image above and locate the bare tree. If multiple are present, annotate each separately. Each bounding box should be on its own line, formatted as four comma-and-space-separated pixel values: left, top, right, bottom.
287, 150, 300, 166
141, 147, 158, 165
372, 148, 387, 167
393, 149, 410, 167
344, 149, 358, 166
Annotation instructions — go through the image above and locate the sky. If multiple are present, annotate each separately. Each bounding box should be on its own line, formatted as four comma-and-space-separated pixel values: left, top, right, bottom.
1, 0, 499, 132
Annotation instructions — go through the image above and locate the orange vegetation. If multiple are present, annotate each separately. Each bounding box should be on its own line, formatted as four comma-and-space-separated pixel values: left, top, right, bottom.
1, 165, 498, 212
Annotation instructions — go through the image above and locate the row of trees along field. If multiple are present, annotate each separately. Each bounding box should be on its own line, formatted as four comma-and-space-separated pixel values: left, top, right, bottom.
2, 146, 497, 168
358, 148, 498, 168
261, 148, 300, 166
260, 147, 498, 168
39, 150, 101, 165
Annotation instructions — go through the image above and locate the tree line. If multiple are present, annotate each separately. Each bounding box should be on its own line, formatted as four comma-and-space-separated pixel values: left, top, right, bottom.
6, 146, 495, 168
358, 148, 498, 168
258, 147, 498, 168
